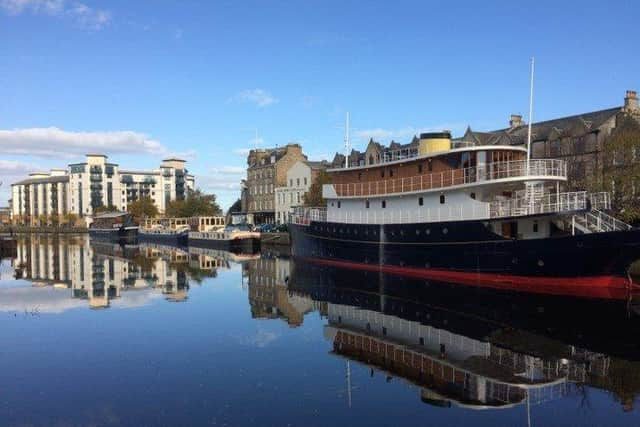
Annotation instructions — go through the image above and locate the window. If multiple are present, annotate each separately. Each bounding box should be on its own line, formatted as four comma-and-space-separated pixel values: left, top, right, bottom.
418, 164, 423, 173
365, 200, 370, 208
418, 197, 424, 206
389, 169, 393, 177
428, 160, 433, 172
297, 178, 300, 186
533, 221, 539, 233
290, 179, 293, 186
337, 201, 341, 208
381, 200, 386, 208
381, 170, 385, 178
358, 172, 362, 181
470, 192, 476, 199
304, 177, 307, 186
440, 194, 445, 204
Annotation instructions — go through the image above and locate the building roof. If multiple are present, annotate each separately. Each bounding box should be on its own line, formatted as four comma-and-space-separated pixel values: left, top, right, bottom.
463, 106, 622, 146
12, 175, 70, 186
162, 158, 186, 162
94, 211, 129, 219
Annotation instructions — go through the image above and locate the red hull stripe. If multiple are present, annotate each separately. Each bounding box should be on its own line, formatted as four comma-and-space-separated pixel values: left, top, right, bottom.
299, 256, 640, 301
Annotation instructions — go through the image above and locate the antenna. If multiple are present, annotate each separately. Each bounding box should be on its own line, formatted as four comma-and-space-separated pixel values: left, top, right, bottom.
344, 112, 351, 169
526, 57, 535, 171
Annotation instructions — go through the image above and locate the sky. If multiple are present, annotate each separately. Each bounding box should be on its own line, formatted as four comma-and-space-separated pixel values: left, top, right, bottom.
0, 0, 639, 209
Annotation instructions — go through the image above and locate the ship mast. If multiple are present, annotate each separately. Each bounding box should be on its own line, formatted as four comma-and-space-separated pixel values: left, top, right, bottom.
526, 57, 535, 171
344, 112, 351, 169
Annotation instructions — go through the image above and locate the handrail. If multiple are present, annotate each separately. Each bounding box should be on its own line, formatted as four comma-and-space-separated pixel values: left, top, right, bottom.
291, 190, 586, 226
328, 159, 567, 198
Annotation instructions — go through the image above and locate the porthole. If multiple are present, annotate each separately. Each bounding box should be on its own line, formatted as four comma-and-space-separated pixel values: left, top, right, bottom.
354, 229, 358, 235
426, 229, 431, 235
400, 229, 405, 236
538, 259, 544, 267
442, 228, 448, 234
416, 229, 421, 235
425, 262, 430, 268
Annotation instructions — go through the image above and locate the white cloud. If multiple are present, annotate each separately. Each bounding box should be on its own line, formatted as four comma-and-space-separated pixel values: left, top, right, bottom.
0, 0, 111, 30
0, 127, 167, 158
228, 89, 278, 108
210, 166, 245, 175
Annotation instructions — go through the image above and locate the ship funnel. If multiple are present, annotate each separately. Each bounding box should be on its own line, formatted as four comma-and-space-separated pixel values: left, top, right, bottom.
419, 131, 451, 155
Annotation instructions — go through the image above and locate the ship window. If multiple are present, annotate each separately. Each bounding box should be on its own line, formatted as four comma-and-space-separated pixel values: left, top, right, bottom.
533, 221, 539, 233
381, 170, 385, 178
366, 323, 371, 330
418, 164, 423, 173
382, 327, 387, 336
381, 200, 386, 208
337, 201, 341, 208
428, 160, 433, 172
426, 229, 430, 235
440, 194, 445, 204
443, 228, 448, 234
470, 192, 476, 199
358, 172, 362, 180
419, 337, 424, 346
416, 229, 420, 235
418, 197, 424, 206
365, 200, 370, 208
389, 169, 394, 177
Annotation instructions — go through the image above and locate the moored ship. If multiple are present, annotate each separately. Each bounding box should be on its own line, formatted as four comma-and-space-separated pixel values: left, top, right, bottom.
89, 211, 139, 243
289, 131, 640, 299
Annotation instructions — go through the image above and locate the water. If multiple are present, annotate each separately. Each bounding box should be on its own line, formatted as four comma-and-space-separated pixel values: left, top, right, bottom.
1, 234, 640, 426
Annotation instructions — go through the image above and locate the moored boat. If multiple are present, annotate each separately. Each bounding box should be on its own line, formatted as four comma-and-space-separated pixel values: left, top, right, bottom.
89, 211, 139, 243
189, 224, 261, 253
289, 131, 640, 298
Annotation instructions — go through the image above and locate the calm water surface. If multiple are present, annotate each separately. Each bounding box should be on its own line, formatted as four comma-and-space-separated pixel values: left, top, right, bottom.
1, 234, 640, 426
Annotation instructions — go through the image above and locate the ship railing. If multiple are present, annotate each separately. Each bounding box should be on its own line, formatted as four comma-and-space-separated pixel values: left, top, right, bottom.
588, 192, 611, 210
291, 206, 327, 225
581, 209, 632, 232
290, 191, 588, 226
488, 191, 587, 218
328, 159, 567, 198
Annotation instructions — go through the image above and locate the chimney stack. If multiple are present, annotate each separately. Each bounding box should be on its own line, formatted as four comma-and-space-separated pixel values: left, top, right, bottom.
509, 114, 524, 128
624, 90, 638, 112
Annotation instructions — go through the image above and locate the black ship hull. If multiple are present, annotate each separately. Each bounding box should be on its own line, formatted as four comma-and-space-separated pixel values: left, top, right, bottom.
89, 227, 138, 244
188, 236, 259, 254
138, 230, 188, 247
289, 219, 640, 299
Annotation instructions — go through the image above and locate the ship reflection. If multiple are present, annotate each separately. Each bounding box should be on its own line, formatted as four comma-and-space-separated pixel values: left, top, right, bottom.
6, 235, 257, 310
286, 258, 640, 413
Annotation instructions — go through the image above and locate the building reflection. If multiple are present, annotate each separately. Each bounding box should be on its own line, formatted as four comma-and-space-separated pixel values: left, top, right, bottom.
11, 235, 245, 309
244, 254, 319, 327
287, 258, 640, 413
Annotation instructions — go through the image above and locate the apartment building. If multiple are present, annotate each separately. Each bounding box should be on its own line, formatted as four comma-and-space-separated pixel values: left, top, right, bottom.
275, 160, 327, 223
244, 144, 307, 224
10, 154, 194, 224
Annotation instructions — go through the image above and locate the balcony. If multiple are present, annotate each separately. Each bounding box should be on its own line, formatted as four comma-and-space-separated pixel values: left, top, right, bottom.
90, 166, 102, 174
90, 183, 102, 191
324, 159, 567, 198
90, 174, 102, 182
121, 175, 134, 184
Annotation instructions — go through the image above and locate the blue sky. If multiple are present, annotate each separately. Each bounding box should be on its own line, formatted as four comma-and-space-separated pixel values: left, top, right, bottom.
1, 0, 639, 209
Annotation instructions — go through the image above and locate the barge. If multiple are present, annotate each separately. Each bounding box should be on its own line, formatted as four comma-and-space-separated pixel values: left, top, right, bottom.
189, 224, 260, 253
89, 212, 138, 243
289, 131, 640, 299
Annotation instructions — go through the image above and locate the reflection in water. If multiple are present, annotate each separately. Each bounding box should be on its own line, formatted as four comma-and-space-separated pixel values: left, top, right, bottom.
1, 236, 640, 424
286, 259, 640, 415
5, 235, 257, 310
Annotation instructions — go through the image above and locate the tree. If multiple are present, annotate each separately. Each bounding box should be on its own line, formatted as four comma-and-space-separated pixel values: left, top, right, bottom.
303, 170, 332, 207
63, 213, 79, 227
227, 198, 242, 215
127, 196, 159, 220
94, 205, 118, 214
166, 189, 222, 217
596, 114, 640, 225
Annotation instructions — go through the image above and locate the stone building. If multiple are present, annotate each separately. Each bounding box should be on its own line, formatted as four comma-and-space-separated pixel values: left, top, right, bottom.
275, 160, 328, 224
10, 154, 195, 224
458, 89, 640, 190
245, 144, 307, 224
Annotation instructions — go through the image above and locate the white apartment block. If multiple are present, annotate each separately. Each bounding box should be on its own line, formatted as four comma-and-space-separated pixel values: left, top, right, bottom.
11, 154, 195, 223
275, 160, 326, 224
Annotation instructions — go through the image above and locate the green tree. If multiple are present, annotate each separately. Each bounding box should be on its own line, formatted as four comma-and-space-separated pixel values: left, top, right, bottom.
94, 205, 119, 214
166, 189, 222, 217
595, 114, 640, 225
303, 170, 332, 207
127, 196, 159, 220
63, 213, 79, 227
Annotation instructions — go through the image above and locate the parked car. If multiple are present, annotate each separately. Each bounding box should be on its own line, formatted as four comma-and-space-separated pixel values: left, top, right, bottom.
274, 223, 288, 233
